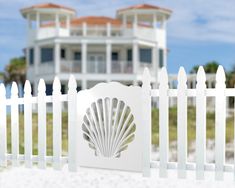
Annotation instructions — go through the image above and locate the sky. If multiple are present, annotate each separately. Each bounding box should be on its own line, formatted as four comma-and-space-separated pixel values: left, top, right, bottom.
0, 0, 234, 73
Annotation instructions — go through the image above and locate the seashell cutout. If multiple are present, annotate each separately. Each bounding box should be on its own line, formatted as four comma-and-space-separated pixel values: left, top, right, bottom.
82, 98, 136, 158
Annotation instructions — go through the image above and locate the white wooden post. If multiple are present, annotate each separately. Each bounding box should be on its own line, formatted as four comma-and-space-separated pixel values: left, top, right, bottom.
107, 23, 111, 37
53, 77, 62, 170
177, 67, 187, 178
142, 68, 151, 177
24, 80, 33, 167
82, 22, 87, 36
55, 42, 61, 74
38, 79, 47, 169
106, 42, 111, 74
68, 75, 78, 171
215, 66, 226, 180
196, 66, 206, 179
159, 67, 169, 177
0, 84, 6, 167
11, 82, 19, 166
82, 41, 87, 74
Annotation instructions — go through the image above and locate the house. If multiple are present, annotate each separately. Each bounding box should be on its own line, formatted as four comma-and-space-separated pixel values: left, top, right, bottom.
20, 3, 172, 95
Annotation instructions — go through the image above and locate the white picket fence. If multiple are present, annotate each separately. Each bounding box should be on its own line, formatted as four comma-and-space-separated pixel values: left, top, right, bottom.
0, 65, 234, 181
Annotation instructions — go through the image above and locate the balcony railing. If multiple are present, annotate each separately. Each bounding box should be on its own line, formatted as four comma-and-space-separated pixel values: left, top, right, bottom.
111, 61, 133, 74
61, 60, 82, 73
87, 61, 106, 73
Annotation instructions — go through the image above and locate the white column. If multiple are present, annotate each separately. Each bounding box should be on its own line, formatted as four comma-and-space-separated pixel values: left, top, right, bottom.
152, 43, 159, 89
36, 12, 40, 29
164, 48, 167, 68
82, 41, 87, 73
66, 15, 70, 31
54, 42, 61, 74
133, 40, 139, 74
152, 14, 156, 28
106, 23, 111, 37
34, 45, 39, 75
55, 14, 60, 36
106, 42, 111, 74
122, 14, 127, 28
133, 14, 138, 36
82, 22, 87, 36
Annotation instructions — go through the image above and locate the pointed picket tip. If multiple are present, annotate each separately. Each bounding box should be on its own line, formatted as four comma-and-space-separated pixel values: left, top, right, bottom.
216, 65, 225, 83
38, 79, 46, 92
177, 67, 187, 83
196, 66, 206, 83
24, 80, 32, 94
142, 68, 151, 86
11, 82, 18, 95
159, 67, 168, 84
53, 76, 61, 91
0, 83, 6, 97
68, 75, 77, 89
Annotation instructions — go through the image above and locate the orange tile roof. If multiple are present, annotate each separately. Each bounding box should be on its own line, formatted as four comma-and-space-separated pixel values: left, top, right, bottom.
71, 16, 123, 26
117, 4, 172, 13
21, 3, 76, 13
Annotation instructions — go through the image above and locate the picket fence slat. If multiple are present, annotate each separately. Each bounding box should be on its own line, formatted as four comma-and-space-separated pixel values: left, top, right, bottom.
11, 82, 19, 166
0, 84, 6, 167
68, 75, 78, 172
38, 79, 47, 169
159, 67, 169, 177
52, 77, 62, 170
177, 67, 187, 178
24, 81, 33, 167
196, 67, 206, 180
142, 68, 151, 177
215, 66, 226, 180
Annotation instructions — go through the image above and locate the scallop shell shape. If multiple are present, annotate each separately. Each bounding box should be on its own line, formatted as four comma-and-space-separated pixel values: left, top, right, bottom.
82, 98, 136, 158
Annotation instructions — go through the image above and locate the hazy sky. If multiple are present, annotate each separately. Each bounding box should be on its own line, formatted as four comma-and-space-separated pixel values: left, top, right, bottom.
0, 0, 234, 73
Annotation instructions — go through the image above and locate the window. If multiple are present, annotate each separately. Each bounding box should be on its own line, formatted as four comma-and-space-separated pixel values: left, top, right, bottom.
46, 84, 53, 95
112, 52, 119, 61
41, 48, 54, 63
74, 52, 81, 61
139, 48, 152, 64
29, 48, 34, 65
159, 49, 164, 68
61, 49, 66, 59
127, 49, 132, 61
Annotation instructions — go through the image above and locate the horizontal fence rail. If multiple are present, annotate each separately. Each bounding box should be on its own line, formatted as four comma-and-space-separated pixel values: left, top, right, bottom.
0, 65, 234, 181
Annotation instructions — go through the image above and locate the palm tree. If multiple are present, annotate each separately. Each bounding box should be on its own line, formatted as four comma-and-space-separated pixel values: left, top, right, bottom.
3, 56, 26, 86
190, 61, 219, 74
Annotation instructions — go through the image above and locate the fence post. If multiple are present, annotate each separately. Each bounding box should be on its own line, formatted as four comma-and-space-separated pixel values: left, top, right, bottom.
11, 82, 19, 166
53, 77, 62, 170
68, 75, 78, 171
177, 67, 187, 178
142, 68, 151, 177
0, 84, 6, 167
38, 79, 47, 169
215, 66, 226, 180
24, 80, 33, 168
159, 67, 169, 177
196, 66, 206, 179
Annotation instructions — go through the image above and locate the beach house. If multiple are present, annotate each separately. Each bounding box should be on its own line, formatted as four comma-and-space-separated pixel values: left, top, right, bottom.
20, 3, 172, 95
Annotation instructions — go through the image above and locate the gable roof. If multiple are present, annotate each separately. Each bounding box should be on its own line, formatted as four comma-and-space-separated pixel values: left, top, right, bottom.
21, 3, 76, 13
117, 4, 172, 14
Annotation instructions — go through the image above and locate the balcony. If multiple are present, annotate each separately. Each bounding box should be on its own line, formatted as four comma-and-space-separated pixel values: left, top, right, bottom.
61, 60, 82, 73
59, 60, 133, 74
111, 61, 133, 74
